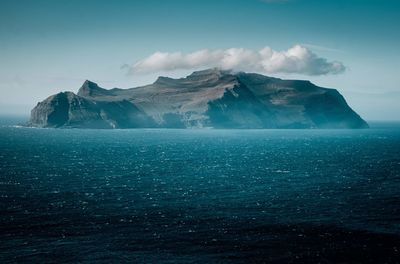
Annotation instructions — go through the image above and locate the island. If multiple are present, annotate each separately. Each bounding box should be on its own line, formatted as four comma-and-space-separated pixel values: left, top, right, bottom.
29, 68, 368, 129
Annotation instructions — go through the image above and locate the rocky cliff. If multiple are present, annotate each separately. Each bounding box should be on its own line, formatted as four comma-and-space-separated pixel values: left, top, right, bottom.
29, 69, 368, 129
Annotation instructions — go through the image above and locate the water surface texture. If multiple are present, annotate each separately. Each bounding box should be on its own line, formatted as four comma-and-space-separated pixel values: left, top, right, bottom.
1, 123, 400, 263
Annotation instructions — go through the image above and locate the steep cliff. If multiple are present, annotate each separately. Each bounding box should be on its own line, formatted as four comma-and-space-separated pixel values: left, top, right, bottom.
29, 69, 368, 129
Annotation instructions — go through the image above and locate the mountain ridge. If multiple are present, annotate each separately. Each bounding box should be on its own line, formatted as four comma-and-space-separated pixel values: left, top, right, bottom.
29, 69, 368, 129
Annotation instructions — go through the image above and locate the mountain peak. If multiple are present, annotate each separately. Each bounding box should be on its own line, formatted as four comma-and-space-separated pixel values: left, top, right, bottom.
81, 80, 100, 89
188, 68, 231, 77
153, 68, 233, 85
154, 76, 175, 85
77, 80, 110, 97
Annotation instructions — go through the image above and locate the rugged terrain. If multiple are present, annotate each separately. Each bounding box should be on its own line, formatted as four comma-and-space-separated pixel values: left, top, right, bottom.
29, 69, 368, 129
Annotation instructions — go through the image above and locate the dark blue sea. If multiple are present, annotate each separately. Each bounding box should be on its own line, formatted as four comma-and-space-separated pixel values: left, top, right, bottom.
1, 117, 400, 263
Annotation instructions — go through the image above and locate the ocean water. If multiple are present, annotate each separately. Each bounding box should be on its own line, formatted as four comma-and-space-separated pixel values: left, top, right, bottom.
1, 120, 400, 263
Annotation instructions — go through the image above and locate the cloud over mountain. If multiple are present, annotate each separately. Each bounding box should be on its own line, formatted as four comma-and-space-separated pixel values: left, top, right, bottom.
127, 45, 345, 76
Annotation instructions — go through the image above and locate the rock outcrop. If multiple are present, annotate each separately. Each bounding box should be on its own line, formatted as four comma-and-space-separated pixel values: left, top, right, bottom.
29, 69, 368, 129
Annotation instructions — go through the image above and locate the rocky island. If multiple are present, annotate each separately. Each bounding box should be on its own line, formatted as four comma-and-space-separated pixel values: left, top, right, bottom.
29, 69, 368, 129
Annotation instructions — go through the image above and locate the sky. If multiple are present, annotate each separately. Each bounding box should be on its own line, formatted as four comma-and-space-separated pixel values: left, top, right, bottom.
0, 0, 399, 120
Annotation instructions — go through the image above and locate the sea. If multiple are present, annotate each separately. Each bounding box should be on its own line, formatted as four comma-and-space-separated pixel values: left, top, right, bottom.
0, 116, 399, 263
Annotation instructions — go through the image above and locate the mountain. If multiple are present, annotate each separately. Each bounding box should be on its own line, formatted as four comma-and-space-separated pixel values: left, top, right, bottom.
29, 69, 368, 129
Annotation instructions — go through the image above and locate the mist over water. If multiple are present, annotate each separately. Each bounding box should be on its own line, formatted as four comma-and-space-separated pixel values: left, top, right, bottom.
1, 118, 399, 263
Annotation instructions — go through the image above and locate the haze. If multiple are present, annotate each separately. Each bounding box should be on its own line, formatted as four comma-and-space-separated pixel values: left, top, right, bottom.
0, 0, 399, 121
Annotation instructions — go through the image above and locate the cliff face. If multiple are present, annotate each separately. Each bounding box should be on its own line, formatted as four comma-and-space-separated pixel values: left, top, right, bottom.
29, 69, 368, 129
30, 91, 155, 128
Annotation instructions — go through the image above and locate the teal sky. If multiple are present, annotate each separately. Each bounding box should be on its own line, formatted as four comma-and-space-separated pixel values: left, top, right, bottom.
1, 0, 399, 120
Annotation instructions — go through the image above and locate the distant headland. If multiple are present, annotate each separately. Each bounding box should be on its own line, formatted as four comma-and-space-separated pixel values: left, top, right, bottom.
29, 69, 368, 129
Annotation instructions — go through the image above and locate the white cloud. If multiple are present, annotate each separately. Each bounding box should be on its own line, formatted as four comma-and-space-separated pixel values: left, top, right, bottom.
128, 45, 345, 76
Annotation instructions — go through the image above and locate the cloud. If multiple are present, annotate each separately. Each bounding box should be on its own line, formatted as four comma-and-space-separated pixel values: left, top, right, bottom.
127, 45, 345, 76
